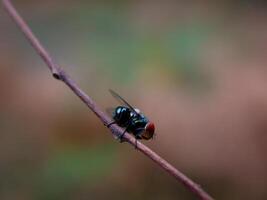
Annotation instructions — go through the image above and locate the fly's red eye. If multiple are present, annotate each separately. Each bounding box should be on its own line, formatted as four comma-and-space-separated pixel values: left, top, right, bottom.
145, 122, 155, 135
142, 122, 155, 140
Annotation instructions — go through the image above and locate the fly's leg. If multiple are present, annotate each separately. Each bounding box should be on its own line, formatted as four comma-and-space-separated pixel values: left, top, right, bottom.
133, 128, 144, 149
135, 138, 138, 149
106, 121, 116, 128
119, 129, 138, 149
118, 128, 128, 143
118, 114, 136, 143
118, 123, 133, 143
106, 120, 129, 142
106, 121, 127, 142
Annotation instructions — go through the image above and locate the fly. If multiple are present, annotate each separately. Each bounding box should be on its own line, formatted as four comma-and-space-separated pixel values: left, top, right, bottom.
107, 89, 155, 146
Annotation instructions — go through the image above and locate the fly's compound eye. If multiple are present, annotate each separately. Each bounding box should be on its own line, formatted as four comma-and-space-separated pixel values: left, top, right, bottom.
142, 122, 155, 140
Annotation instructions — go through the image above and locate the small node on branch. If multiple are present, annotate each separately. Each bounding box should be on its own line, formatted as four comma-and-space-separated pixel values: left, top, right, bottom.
52, 72, 61, 80
51, 67, 61, 80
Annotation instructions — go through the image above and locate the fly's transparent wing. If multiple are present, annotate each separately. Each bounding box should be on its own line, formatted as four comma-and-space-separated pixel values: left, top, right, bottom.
106, 107, 115, 117
109, 89, 139, 116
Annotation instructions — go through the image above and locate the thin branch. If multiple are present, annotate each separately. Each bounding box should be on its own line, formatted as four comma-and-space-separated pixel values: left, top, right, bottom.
2, 1, 214, 200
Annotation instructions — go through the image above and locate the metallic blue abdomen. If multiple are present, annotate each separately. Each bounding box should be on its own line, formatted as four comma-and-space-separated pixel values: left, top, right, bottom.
112, 106, 131, 127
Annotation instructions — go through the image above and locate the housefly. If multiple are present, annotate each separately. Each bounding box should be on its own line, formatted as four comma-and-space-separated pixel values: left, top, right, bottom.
107, 89, 155, 145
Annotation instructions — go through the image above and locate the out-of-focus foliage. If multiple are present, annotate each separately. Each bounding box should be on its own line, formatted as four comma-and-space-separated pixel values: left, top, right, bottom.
1, 0, 267, 199
35, 144, 117, 200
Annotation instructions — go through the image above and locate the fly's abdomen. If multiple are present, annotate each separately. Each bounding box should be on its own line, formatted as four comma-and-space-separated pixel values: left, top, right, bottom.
113, 106, 131, 127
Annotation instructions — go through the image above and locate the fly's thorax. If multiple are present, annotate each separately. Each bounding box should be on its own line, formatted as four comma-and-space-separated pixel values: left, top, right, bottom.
127, 114, 149, 136
128, 115, 155, 140
134, 108, 141, 114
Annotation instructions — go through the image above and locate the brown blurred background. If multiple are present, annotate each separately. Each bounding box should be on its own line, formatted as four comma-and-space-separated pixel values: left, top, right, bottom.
1, 0, 267, 199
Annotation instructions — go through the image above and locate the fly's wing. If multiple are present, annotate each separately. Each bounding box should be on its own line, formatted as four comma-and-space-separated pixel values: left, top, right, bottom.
106, 107, 115, 117
109, 89, 140, 116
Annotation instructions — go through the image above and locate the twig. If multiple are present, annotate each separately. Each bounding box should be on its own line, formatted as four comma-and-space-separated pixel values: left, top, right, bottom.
2, 1, 214, 199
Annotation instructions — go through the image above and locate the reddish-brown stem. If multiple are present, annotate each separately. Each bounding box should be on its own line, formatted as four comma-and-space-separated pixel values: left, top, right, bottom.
2, 0, 214, 199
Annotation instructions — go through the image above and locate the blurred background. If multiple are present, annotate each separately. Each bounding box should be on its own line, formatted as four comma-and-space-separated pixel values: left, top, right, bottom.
1, 0, 267, 199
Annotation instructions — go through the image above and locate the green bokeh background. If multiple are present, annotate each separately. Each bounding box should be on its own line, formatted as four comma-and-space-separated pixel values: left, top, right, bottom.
1, 1, 267, 199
